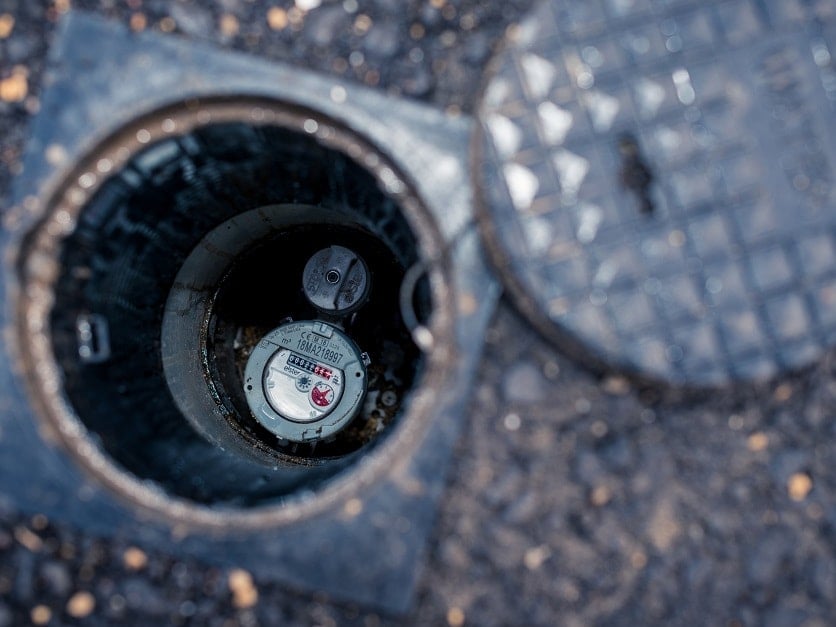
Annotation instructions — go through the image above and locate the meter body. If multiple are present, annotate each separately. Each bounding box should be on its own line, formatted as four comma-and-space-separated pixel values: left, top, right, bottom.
244, 320, 368, 443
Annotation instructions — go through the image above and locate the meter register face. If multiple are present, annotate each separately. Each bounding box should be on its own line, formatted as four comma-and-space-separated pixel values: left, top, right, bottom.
263, 348, 345, 423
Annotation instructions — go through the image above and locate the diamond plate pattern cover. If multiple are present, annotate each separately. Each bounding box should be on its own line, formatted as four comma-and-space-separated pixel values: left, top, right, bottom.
475, 0, 836, 385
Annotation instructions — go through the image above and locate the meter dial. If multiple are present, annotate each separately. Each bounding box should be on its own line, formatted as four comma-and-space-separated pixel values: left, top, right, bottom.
244, 320, 368, 443
262, 349, 345, 423
310, 382, 336, 407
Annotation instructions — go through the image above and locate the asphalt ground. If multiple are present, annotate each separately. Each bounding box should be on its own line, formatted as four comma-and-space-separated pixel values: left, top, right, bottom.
2, 1, 836, 625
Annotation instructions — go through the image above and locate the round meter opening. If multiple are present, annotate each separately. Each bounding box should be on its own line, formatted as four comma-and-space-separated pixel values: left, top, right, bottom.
164, 206, 417, 463
17, 100, 451, 518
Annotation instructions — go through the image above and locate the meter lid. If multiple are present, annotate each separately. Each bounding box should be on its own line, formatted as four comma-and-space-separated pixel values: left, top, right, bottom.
302, 245, 370, 314
473, 0, 836, 386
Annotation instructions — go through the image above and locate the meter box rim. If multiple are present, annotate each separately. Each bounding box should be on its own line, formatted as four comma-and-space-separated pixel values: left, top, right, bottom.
11, 95, 459, 531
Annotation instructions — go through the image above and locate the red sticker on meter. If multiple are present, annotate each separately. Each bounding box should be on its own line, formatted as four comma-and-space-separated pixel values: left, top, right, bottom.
310, 382, 335, 407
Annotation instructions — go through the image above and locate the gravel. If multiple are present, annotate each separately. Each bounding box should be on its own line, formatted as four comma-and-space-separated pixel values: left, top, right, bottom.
415, 306, 836, 626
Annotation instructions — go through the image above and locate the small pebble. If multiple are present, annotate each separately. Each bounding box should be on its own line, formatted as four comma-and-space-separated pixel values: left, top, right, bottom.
343, 498, 363, 518
458, 293, 477, 316
30, 605, 51, 625
590, 484, 612, 506
228, 569, 258, 609
602, 376, 630, 395
590, 420, 608, 437
747, 432, 768, 452
66, 591, 95, 618
266, 8, 288, 30
523, 545, 551, 570
353, 14, 372, 35
0, 68, 28, 103
129, 12, 146, 31
295, 0, 321, 10
446, 606, 465, 627
122, 547, 148, 571
788, 473, 812, 501
503, 412, 521, 431
219, 14, 239, 38
0, 14, 14, 39
13, 527, 42, 552
773, 383, 793, 402
630, 551, 648, 569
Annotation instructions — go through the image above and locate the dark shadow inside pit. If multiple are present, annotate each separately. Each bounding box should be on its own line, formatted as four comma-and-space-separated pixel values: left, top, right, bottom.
208, 222, 420, 460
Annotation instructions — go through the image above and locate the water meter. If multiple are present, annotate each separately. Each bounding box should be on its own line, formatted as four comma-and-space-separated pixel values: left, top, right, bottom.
243, 246, 372, 443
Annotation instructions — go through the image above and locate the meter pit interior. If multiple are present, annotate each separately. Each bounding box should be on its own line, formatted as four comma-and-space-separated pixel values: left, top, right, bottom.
44, 115, 435, 507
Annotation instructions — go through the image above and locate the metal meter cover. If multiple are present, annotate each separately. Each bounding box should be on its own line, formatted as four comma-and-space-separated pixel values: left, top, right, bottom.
244, 320, 368, 443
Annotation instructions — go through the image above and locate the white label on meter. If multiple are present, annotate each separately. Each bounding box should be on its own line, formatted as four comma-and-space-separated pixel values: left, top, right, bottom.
263, 348, 345, 423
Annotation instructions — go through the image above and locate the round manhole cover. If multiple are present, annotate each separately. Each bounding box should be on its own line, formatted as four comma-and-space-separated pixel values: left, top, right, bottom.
474, 0, 836, 385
